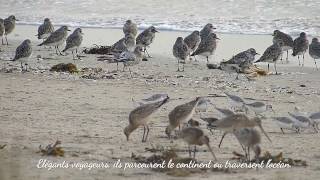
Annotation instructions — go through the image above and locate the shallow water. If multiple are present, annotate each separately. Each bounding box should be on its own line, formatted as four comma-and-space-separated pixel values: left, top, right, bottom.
1, 0, 320, 35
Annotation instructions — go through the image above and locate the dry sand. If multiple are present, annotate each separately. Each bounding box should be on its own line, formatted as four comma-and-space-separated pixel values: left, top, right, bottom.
0, 25, 320, 180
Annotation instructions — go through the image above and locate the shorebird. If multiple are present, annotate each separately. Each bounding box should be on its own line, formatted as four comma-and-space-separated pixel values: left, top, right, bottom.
309, 112, 320, 120
255, 40, 283, 75
141, 93, 169, 102
244, 101, 274, 116
115, 45, 144, 74
233, 128, 261, 161
124, 95, 169, 142
309, 112, 320, 130
12, 39, 32, 71
165, 97, 203, 138
38, 26, 70, 55
272, 30, 294, 62
123, 20, 138, 37
195, 98, 211, 113
292, 32, 309, 66
272, 117, 300, 134
213, 106, 235, 117
36, 18, 54, 41
220, 48, 259, 79
288, 112, 318, 133
191, 33, 219, 63
210, 114, 272, 148
173, 37, 189, 71
111, 33, 136, 53
309, 38, 320, 70
200, 23, 216, 41
179, 127, 217, 160
0, 19, 5, 45
184, 31, 201, 60
136, 26, 158, 58
224, 92, 245, 111
200, 116, 219, 135
221, 48, 259, 69
62, 28, 84, 60
4, 15, 18, 45
133, 93, 169, 107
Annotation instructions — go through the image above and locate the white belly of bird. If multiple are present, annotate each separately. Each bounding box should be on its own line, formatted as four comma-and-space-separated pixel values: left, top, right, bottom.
66, 46, 79, 52
39, 33, 51, 39
181, 108, 196, 125
249, 106, 266, 114
281, 46, 292, 51
291, 119, 309, 128
276, 121, 293, 130
199, 51, 213, 57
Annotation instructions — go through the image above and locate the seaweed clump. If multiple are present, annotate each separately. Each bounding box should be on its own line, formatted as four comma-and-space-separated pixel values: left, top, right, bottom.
38, 140, 65, 157
50, 63, 78, 73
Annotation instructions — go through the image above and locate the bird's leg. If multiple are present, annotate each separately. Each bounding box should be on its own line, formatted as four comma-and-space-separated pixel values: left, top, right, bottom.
5, 35, 8, 45
122, 64, 126, 72
57, 46, 64, 56
76, 48, 81, 60
188, 145, 192, 157
25, 63, 28, 72
116, 62, 119, 71
145, 48, 152, 58
144, 125, 150, 142
302, 52, 305, 67
182, 61, 185, 71
193, 145, 197, 158
129, 68, 133, 78
280, 128, 284, 134
20, 62, 23, 71
1, 37, 4, 45
298, 56, 301, 66
247, 147, 251, 161
177, 59, 180, 72
235, 71, 239, 80
142, 126, 146, 142
72, 51, 75, 60
274, 62, 278, 75
218, 132, 227, 148
55, 46, 59, 55
286, 50, 289, 62
194, 56, 198, 62
314, 59, 319, 70
209, 128, 214, 135
267, 63, 270, 72
206, 56, 209, 63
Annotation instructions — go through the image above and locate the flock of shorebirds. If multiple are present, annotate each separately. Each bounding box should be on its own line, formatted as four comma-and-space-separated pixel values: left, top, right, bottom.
1, 16, 320, 74
1, 16, 320, 160
125, 93, 320, 160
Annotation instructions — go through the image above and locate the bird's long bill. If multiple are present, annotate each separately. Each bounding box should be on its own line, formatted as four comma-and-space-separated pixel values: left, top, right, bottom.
259, 124, 272, 143
206, 144, 217, 161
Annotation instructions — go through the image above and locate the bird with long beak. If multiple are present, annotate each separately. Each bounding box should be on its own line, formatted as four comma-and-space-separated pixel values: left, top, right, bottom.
210, 113, 272, 148
124, 95, 169, 142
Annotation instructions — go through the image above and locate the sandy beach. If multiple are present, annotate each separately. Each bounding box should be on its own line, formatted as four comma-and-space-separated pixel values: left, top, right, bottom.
1, 25, 320, 180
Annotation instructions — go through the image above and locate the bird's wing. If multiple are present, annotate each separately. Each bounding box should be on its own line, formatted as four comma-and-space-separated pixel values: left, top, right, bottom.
65, 34, 82, 50
14, 43, 31, 60
44, 30, 65, 44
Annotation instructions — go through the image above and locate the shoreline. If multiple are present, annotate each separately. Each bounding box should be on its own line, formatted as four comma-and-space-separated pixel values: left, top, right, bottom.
0, 24, 320, 180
